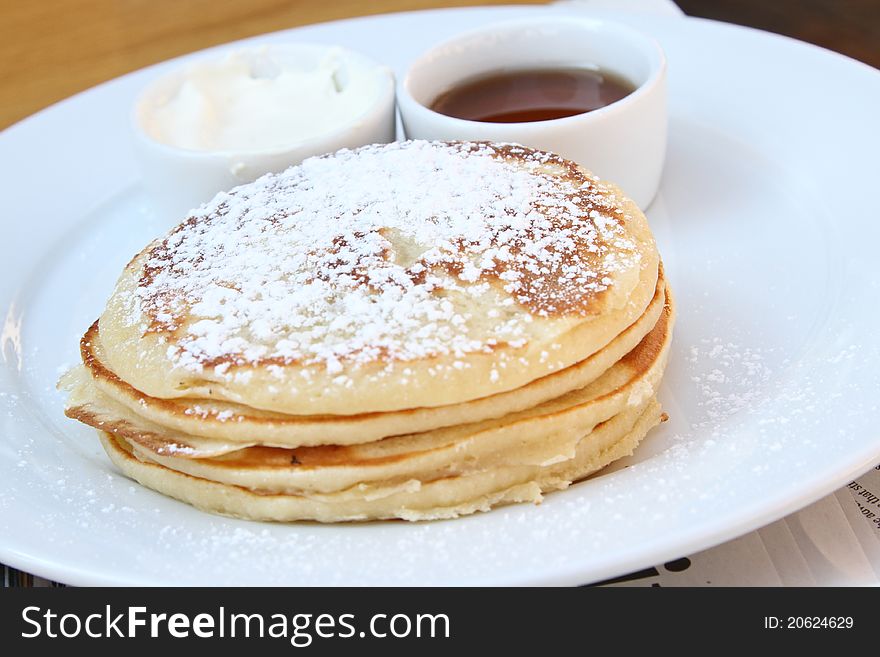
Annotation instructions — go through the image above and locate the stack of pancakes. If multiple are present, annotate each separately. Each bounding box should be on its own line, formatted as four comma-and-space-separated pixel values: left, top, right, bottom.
62, 140, 673, 522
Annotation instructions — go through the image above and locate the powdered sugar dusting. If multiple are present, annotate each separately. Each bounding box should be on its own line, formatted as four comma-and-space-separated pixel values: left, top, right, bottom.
130, 141, 640, 376
686, 337, 773, 426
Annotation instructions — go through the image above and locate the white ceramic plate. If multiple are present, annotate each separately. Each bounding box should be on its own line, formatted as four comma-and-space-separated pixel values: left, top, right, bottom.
2, 6, 879, 586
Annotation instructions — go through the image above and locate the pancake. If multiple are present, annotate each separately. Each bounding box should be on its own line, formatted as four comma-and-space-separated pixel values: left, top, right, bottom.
98, 400, 663, 522
68, 294, 673, 496
96, 141, 659, 415
80, 274, 667, 447
61, 139, 675, 523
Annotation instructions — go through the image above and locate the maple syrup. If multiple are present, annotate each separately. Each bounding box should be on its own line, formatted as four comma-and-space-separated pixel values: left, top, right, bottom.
430, 67, 635, 123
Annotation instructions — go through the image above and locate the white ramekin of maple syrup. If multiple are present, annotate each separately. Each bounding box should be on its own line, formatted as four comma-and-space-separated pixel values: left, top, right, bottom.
398, 17, 667, 209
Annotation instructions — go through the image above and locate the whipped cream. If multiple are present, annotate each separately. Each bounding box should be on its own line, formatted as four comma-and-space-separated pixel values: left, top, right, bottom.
143, 46, 385, 152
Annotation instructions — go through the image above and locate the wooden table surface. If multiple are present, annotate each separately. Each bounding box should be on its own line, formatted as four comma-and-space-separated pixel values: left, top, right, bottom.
2, 0, 876, 130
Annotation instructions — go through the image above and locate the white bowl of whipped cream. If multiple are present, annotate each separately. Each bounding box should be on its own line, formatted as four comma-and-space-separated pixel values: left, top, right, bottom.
133, 43, 396, 221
